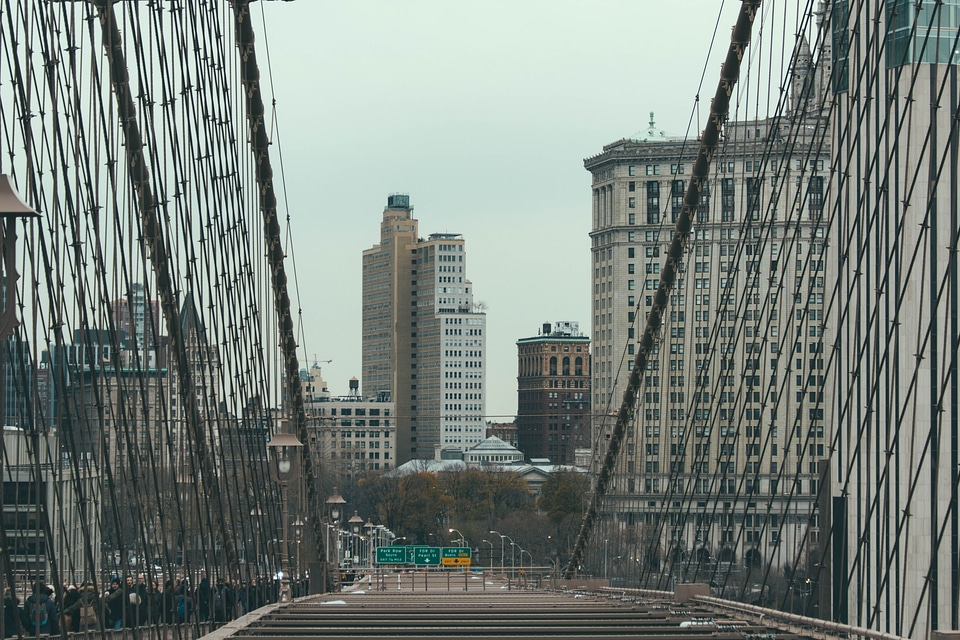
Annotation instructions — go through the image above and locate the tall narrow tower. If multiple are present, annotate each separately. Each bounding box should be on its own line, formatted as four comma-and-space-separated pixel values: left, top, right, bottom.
362, 195, 419, 460
362, 196, 487, 465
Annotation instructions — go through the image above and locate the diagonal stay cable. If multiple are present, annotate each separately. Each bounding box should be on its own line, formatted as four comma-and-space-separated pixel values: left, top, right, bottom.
564, 0, 763, 579
87, 0, 239, 576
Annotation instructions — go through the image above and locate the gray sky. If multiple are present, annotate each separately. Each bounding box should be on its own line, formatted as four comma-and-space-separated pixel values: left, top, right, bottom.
256, 1, 757, 419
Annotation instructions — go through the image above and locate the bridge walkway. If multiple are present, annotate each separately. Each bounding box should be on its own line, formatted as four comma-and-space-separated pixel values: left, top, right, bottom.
201, 571, 812, 640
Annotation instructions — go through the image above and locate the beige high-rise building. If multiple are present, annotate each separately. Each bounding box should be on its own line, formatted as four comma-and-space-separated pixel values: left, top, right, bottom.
586, 92, 830, 574
362, 195, 487, 465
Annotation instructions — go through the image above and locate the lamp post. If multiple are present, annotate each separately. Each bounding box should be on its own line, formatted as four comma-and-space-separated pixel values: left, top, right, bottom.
481, 540, 494, 568
0, 176, 38, 615
249, 507, 264, 576
364, 520, 375, 568
489, 530, 506, 574
0, 176, 38, 342
348, 511, 363, 566
292, 517, 304, 581
266, 428, 302, 603
519, 548, 531, 571
448, 527, 467, 548
325, 488, 346, 576
604, 539, 608, 579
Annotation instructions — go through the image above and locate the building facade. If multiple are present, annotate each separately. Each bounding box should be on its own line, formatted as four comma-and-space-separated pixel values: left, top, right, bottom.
825, 1, 960, 636
586, 100, 830, 572
516, 321, 591, 464
362, 195, 486, 464
301, 365, 397, 479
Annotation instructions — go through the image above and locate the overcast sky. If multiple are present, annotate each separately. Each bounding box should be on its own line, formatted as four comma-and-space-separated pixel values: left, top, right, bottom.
255, 1, 774, 419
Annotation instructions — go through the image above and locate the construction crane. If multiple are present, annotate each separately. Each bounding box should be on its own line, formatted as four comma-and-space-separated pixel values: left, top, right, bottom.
311, 355, 332, 368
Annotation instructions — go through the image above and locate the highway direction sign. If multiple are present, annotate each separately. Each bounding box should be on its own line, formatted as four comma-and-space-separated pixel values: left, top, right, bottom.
441, 546, 472, 567
412, 546, 440, 565
376, 546, 406, 564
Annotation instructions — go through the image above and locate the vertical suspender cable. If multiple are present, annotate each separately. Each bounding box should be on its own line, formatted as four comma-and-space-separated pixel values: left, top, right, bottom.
88, 0, 239, 577
230, 0, 323, 558
564, 0, 762, 580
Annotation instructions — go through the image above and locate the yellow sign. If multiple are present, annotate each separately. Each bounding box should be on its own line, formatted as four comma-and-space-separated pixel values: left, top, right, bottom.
441, 557, 472, 567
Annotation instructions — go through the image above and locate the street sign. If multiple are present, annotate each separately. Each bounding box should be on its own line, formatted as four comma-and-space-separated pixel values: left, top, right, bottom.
412, 546, 440, 566
441, 547, 471, 567
441, 557, 471, 566
376, 546, 406, 564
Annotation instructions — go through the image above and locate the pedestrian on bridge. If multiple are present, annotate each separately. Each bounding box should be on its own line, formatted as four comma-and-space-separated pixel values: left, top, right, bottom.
104, 578, 124, 629
197, 577, 211, 622
21, 582, 57, 636
63, 581, 99, 632
3, 587, 21, 638
60, 584, 80, 633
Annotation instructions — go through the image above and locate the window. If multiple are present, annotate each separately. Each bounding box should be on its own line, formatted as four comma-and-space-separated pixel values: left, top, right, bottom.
696, 179, 710, 223
628, 165, 636, 176
671, 180, 685, 222
808, 176, 824, 218
746, 177, 762, 220
721, 178, 735, 222
646, 181, 660, 224
886, 0, 960, 67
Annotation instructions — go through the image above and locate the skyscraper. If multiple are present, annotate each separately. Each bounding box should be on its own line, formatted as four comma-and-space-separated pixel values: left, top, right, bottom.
362, 195, 486, 465
825, 2, 960, 636
586, 102, 830, 571
516, 321, 591, 464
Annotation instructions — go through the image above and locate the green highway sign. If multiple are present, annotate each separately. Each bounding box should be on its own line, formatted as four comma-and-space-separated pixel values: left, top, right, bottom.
441, 546, 472, 566
413, 546, 441, 565
376, 546, 406, 564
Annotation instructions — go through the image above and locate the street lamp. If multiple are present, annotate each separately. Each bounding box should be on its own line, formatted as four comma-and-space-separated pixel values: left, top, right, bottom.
364, 520, 375, 567
0, 179, 37, 630
519, 548, 531, 571
0, 176, 38, 341
348, 511, 363, 566
325, 488, 346, 573
266, 428, 302, 603
481, 540, 494, 568
292, 517, 305, 582
489, 530, 506, 574
448, 528, 467, 548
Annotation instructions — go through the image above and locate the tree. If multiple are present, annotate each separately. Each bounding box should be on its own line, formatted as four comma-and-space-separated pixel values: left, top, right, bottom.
357, 472, 450, 543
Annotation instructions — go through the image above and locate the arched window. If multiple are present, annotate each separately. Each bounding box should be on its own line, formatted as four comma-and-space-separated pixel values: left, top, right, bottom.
549, 357, 558, 376
562, 356, 570, 376
575, 357, 583, 376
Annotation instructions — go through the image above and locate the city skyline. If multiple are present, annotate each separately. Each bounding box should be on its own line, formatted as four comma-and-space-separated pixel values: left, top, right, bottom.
254, 1, 779, 418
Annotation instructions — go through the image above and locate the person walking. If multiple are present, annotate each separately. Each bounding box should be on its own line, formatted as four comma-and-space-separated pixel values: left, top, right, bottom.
104, 577, 124, 629
64, 581, 99, 632
21, 582, 58, 636
2, 588, 21, 638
